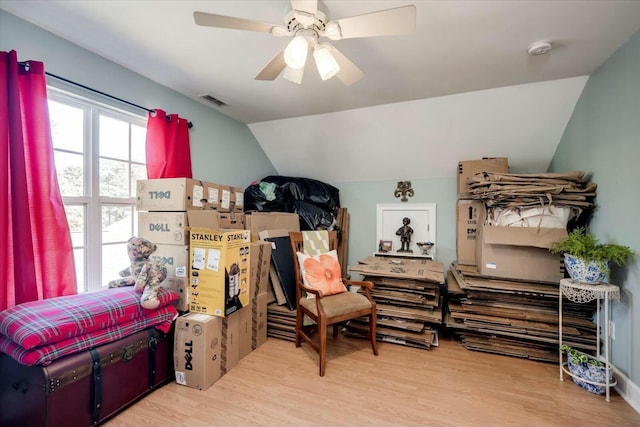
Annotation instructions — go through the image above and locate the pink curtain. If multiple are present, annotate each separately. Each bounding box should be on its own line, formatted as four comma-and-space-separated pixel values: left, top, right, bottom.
0, 50, 77, 311
145, 109, 193, 179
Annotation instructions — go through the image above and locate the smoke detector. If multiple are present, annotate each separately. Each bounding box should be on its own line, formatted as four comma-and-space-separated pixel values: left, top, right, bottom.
527, 40, 552, 56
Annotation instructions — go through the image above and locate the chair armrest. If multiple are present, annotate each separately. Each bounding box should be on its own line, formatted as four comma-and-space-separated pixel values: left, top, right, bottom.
343, 279, 374, 290
297, 279, 323, 298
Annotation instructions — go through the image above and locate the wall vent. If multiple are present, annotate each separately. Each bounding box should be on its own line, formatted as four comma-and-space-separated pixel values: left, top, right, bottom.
199, 94, 227, 107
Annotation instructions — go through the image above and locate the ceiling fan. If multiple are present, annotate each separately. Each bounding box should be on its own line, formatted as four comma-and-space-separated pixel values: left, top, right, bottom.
193, 1, 416, 85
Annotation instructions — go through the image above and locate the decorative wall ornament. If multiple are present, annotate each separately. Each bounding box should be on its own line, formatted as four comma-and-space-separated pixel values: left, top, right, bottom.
394, 181, 414, 202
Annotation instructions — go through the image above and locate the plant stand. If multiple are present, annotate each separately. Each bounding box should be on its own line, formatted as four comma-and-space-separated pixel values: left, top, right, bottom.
558, 278, 620, 401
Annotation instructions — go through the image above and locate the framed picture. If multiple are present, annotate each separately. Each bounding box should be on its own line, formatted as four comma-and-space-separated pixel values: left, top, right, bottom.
376, 203, 437, 258
378, 240, 393, 253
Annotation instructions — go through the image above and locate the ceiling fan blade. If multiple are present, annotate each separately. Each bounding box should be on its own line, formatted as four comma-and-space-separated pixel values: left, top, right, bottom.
327, 44, 364, 86
329, 5, 416, 40
254, 49, 287, 81
290, 0, 318, 16
194, 11, 280, 34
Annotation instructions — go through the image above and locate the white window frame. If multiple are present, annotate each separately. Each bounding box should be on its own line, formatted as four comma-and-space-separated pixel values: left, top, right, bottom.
48, 86, 147, 292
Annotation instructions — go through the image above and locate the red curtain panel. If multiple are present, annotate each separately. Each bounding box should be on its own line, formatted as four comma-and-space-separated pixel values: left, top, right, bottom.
0, 50, 78, 310
145, 109, 193, 179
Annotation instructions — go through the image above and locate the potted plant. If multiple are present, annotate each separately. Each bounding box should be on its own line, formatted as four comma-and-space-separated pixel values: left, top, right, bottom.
560, 344, 613, 395
549, 228, 633, 283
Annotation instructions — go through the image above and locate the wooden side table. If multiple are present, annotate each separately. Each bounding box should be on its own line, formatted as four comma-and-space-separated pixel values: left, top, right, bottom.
558, 278, 620, 401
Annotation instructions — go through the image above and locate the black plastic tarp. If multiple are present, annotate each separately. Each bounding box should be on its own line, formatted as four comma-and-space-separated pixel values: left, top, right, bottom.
244, 175, 340, 231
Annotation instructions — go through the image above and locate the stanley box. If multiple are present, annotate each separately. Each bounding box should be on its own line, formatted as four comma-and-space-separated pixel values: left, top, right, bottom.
0, 328, 172, 427
189, 228, 251, 317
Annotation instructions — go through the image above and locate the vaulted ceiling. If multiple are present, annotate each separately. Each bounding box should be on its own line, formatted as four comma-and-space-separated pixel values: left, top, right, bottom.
2, 1, 640, 183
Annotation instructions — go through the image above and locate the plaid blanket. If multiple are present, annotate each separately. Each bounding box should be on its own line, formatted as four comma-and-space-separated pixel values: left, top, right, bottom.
0, 287, 178, 350
0, 305, 178, 366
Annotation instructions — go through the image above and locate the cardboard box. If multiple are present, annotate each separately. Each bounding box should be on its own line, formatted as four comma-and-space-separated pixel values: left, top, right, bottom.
238, 292, 268, 359
187, 210, 245, 230
189, 228, 251, 317
250, 241, 272, 296
245, 212, 300, 242
456, 200, 483, 266
232, 186, 245, 212
173, 312, 241, 390
139, 211, 244, 247
204, 182, 219, 210
457, 158, 509, 197
136, 178, 209, 211
139, 211, 189, 245
161, 276, 189, 312
218, 185, 232, 212
476, 225, 566, 283
150, 244, 189, 278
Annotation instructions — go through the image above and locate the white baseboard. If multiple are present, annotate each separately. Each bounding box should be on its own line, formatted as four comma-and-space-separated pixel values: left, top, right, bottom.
614, 365, 640, 414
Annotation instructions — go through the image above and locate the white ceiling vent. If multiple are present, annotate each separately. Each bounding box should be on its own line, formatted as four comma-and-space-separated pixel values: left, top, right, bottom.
199, 94, 227, 107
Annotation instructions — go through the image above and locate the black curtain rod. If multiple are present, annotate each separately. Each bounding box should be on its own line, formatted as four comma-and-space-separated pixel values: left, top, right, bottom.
44, 71, 193, 129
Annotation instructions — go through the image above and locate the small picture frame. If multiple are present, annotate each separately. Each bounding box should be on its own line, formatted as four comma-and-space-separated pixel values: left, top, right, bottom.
379, 240, 393, 253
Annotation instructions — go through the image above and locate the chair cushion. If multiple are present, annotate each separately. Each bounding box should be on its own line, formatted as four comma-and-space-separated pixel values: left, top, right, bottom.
296, 250, 346, 297
299, 291, 372, 318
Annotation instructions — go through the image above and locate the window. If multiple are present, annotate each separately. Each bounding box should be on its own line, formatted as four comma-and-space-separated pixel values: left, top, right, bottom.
48, 88, 147, 292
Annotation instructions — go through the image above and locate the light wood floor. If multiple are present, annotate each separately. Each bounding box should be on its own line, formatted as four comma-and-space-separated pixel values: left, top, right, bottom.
105, 332, 640, 427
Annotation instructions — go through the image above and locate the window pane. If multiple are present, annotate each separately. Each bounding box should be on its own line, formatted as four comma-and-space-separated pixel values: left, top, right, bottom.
54, 151, 84, 197
131, 124, 146, 163
73, 248, 86, 292
102, 205, 134, 244
100, 159, 129, 197
99, 114, 129, 160
130, 163, 147, 197
49, 100, 84, 153
102, 243, 129, 286
64, 205, 85, 247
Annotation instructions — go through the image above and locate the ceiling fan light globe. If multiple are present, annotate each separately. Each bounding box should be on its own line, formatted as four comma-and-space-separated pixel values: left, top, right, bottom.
313, 43, 340, 80
284, 35, 309, 69
283, 66, 304, 84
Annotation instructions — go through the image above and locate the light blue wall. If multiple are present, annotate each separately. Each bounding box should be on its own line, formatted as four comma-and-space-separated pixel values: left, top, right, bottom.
0, 10, 277, 187
549, 30, 640, 387
335, 177, 458, 273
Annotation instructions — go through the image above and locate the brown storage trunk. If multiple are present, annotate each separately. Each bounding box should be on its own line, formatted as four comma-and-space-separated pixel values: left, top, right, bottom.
0, 327, 173, 427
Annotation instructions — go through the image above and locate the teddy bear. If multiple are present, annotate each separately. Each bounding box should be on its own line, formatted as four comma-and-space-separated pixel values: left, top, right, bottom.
108, 236, 167, 310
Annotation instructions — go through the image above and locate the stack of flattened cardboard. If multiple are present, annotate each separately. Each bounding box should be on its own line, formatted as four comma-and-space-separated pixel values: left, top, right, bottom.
256, 209, 352, 342
466, 171, 597, 210
346, 256, 445, 349
248, 215, 299, 342
446, 263, 597, 362
266, 303, 297, 341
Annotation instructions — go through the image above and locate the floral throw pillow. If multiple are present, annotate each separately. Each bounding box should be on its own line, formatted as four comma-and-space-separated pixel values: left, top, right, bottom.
296, 250, 346, 297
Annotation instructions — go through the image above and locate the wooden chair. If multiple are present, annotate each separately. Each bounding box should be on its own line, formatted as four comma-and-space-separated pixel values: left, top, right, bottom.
289, 231, 378, 376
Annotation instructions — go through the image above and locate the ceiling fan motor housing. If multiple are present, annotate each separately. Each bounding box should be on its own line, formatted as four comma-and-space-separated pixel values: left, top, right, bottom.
285, 8, 328, 34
